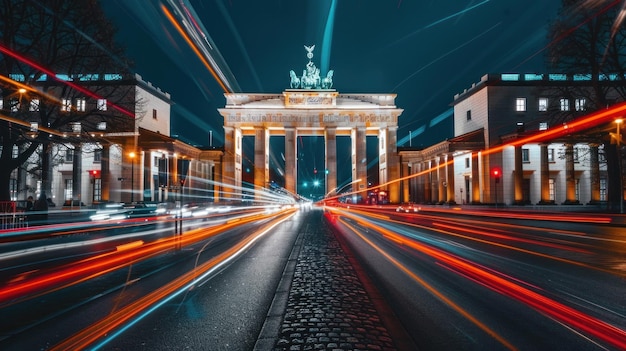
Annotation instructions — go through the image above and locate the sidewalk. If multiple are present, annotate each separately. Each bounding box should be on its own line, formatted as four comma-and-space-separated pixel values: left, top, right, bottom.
255, 209, 407, 351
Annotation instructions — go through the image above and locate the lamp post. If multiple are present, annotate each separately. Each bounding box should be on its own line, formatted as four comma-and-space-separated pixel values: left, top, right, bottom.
616, 119, 623, 214
129, 151, 136, 203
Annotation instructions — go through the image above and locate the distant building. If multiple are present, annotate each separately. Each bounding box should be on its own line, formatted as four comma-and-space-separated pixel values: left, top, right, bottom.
10, 73, 222, 207
400, 73, 624, 207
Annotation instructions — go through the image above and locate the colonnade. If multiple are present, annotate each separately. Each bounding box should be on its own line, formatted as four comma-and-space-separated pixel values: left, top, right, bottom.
222, 125, 400, 203
401, 141, 605, 206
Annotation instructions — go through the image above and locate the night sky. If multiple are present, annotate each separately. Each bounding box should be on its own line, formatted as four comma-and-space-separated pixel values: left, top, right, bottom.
101, 0, 562, 193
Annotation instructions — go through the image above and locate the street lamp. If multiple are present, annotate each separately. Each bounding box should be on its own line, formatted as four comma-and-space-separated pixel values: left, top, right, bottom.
129, 151, 136, 203
616, 118, 623, 213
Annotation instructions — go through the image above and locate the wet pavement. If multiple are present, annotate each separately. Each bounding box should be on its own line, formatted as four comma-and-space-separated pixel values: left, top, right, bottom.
255, 209, 409, 351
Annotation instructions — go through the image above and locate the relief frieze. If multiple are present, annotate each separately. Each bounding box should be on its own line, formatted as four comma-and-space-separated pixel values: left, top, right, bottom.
225, 113, 397, 124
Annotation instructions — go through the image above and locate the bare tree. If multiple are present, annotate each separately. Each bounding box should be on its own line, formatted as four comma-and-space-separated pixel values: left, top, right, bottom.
0, 0, 136, 203
547, 0, 626, 113
544, 0, 626, 210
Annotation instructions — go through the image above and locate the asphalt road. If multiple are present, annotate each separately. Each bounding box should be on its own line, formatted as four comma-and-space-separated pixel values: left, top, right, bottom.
327, 206, 626, 350
0, 209, 305, 350
2, 205, 625, 350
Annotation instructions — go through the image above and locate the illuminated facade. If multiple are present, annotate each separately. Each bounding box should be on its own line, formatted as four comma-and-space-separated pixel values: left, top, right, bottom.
219, 91, 403, 202
11, 74, 222, 207
401, 73, 623, 207
219, 46, 403, 202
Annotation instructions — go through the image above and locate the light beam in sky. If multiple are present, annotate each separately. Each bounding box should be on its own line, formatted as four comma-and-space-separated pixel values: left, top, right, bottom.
392, 22, 501, 91
214, 0, 263, 91
162, 0, 240, 93
320, 0, 337, 76
386, 0, 491, 48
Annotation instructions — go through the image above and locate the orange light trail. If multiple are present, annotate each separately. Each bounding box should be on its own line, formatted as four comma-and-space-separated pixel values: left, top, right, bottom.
50, 210, 295, 350
161, 4, 230, 94
0, 210, 293, 306
0, 74, 62, 105
338, 207, 621, 276
0, 43, 135, 118
335, 215, 518, 351
322, 102, 626, 206
328, 208, 626, 349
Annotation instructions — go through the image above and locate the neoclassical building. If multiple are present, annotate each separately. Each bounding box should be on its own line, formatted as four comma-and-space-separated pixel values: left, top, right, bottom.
218, 47, 403, 203
400, 73, 624, 207
9, 74, 222, 207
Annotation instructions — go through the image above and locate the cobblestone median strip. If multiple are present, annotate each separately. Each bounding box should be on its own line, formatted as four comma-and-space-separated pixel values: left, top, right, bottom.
256, 211, 398, 351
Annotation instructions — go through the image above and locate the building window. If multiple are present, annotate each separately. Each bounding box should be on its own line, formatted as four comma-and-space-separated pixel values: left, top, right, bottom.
76, 98, 86, 112
97, 99, 107, 111
65, 148, 74, 163
61, 98, 72, 112
522, 148, 530, 162
548, 148, 555, 162
466, 110, 472, 121
516, 98, 526, 112
64, 179, 73, 201
539, 122, 548, 131
549, 178, 555, 201
560, 98, 570, 111
575, 179, 580, 201
465, 157, 470, 168
9, 178, 17, 201
93, 178, 102, 202
600, 178, 607, 201
153, 109, 157, 120
30, 99, 40, 112
599, 149, 606, 162
10, 98, 19, 112
538, 98, 548, 111
575, 98, 586, 111
71, 122, 81, 133
94, 149, 102, 162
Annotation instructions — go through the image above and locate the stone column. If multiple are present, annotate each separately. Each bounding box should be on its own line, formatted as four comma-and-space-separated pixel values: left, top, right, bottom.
471, 152, 480, 204
438, 155, 446, 203
410, 162, 418, 203
143, 150, 151, 201
538, 144, 552, 204
564, 143, 578, 204
352, 127, 367, 200
386, 126, 400, 203
589, 143, 601, 204
324, 128, 337, 196
423, 161, 431, 203
169, 152, 178, 202
401, 160, 409, 203
514, 145, 524, 204
254, 127, 270, 198
72, 143, 82, 205
100, 144, 110, 202
285, 127, 297, 196
446, 154, 455, 204
431, 159, 439, 203
222, 126, 242, 200
213, 159, 222, 203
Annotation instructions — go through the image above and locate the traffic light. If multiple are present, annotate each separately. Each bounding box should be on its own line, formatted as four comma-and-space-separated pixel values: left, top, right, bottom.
89, 170, 100, 178
492, 167, 501, 183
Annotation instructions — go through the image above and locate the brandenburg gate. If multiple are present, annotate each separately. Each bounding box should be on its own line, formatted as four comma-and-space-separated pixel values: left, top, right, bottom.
218, 46, 403, 202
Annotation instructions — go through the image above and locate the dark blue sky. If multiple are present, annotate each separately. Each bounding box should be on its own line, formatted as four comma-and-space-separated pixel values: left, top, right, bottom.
102, 0, 561, 148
